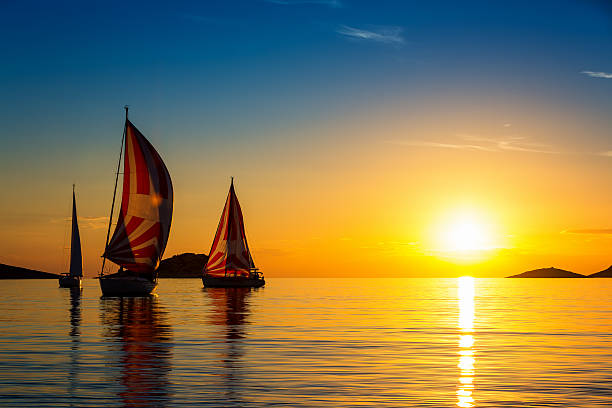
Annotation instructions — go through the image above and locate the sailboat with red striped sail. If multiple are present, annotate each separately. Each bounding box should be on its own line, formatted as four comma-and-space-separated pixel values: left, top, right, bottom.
202, 179, 265, 288
99, 107, 173, 296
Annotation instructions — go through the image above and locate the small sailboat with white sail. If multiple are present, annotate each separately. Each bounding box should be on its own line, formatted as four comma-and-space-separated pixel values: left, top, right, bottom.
99, 107, 173, 296
202, 179, 265, 288
59, 185, 83, 288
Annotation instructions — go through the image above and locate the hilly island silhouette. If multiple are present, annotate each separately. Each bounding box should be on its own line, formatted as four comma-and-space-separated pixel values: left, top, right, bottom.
2, 258, 612, 279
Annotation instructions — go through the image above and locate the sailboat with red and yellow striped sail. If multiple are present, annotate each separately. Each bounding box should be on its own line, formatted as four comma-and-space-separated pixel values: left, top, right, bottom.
99, 107, 173, 296
202, 179, 265, 288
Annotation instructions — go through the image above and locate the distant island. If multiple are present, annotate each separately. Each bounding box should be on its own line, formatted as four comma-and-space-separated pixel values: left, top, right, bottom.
507, 267, 585, 278
0, 263, 59, 279
588, 265, 612, 278
156, 253, 209, 278
0, 253, 208, 279
507, 266, 612, 278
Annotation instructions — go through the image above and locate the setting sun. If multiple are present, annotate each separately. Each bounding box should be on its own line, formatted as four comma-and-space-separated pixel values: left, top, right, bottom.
430, 209, 503, 261
442, 215, 492, 252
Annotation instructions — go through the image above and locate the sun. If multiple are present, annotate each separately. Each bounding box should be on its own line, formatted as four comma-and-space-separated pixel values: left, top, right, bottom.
442, 217, 490, 251
434, 210, 499, 254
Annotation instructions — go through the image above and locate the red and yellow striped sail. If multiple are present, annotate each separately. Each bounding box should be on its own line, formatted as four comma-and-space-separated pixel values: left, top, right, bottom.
103, 120, 173, 273
205, 181, 254, 277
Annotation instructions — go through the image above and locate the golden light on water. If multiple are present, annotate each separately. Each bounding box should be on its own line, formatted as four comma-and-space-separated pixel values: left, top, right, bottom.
459, 335, 474, 348
457, 276, 475, 407
458, 276, 475, 331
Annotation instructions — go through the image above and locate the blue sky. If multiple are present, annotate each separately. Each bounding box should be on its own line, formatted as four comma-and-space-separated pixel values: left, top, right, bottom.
2, 0, 611, 135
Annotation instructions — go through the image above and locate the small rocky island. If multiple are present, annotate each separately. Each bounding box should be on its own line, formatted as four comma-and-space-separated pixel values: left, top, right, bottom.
157, 253, 209, 278
507, 267, 585, 278
0, 263, 59, 279
588, 265, 612, 278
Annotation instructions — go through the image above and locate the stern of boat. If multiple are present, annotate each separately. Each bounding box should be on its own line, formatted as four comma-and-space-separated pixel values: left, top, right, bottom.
59, 275, 82, 288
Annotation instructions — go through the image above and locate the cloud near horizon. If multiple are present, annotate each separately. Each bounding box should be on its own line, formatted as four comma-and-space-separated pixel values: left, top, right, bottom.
563, 229, 612, 235
581, 70, 612, 79
52, 216, 108, 230
337, 25, 404, 45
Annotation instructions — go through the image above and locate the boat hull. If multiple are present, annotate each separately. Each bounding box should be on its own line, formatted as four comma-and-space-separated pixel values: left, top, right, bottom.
99, 276, 157, 296
59, 275, 81, 288
202, 275, 265, 288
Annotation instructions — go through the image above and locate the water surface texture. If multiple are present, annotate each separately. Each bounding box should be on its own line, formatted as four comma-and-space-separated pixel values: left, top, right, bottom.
0, 278, 611, 407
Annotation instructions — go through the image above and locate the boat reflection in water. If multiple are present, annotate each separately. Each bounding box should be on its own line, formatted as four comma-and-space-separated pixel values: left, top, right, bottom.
68, 287, 82, 342
67, 287, 82, 401
100, 296, 172, 407
205, 287, 253, 403
457, 277, 476, 407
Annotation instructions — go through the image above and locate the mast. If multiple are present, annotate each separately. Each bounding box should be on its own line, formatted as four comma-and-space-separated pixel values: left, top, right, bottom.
100, 106, 128, 276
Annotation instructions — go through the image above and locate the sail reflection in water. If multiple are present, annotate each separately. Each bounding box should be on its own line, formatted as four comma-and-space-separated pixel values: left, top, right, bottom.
100, 297, 172, 407
206, 287, 252, 403
67, 288, 82, 400
457, 277, 476, 407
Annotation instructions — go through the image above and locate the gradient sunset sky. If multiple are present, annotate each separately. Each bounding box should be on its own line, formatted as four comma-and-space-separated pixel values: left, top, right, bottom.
1, 0, 611, 277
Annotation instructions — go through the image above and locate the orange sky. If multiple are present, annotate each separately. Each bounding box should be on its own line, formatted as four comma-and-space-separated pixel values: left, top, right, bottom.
2, 98, 610, 278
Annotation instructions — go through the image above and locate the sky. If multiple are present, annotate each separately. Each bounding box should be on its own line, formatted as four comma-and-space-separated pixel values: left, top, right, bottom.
1, 0, 611, 277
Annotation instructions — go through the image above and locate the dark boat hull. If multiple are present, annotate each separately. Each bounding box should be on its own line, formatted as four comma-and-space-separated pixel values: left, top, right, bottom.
202, 275, 265, 288
59, 275, 81, 288
99, 275, 157, 296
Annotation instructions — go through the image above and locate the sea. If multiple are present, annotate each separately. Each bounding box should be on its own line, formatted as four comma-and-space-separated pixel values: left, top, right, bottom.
0, 277, 611, 407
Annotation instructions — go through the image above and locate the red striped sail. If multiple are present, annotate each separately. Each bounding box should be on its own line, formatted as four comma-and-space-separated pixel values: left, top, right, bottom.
204, 181, 254, 277
103, 120, 173, 272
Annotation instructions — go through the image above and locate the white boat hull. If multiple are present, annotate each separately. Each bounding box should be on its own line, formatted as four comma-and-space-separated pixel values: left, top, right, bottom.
99, 276, 157, 296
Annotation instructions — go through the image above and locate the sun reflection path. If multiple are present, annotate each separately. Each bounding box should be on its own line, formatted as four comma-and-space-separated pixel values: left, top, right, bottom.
457, 276, 475, 407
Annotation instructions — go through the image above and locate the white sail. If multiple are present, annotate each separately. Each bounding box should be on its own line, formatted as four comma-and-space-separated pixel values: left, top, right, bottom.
69, 188, 82, 277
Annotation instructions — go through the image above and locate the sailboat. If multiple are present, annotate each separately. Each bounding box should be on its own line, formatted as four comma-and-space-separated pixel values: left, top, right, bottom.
59, 185, 83, 288
99, 107, 173, 296
202, 179, 265, 288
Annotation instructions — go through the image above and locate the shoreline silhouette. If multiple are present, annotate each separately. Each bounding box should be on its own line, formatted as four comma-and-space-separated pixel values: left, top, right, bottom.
3, 259, 612, 279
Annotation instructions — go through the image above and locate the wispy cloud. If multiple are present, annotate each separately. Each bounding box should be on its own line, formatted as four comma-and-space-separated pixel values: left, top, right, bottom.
266, 0, 343, 7
563, 229, 612, 235
337, 25, 404, 45
51, 216, 108, 230
388, 134, 559, 154
79, 216, 108, 230
581, 70, 612, 79
359, 241, 420, 255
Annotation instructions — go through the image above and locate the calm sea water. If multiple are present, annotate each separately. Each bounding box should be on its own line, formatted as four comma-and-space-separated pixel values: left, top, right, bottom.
0, 278, 611, 407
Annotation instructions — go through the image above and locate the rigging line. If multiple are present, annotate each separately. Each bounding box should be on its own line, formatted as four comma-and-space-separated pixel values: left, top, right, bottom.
100, 106, 128, 276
